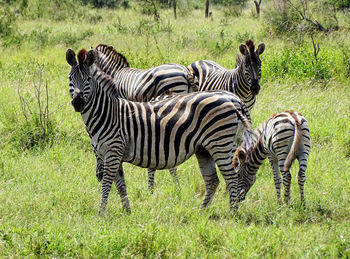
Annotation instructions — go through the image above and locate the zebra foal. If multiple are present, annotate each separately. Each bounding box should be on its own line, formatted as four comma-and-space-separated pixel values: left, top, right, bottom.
66, 48, 253, 214
233, 110, 311, 204
188, 40, 265, 111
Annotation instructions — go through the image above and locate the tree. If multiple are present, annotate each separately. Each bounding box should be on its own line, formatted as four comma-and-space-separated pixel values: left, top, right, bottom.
253, 0, 261, 15
205, 0, 210, 17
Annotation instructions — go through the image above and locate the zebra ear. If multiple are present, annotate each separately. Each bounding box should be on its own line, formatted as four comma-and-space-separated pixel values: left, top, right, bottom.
256, 43, 265, 55
66, 49, 77, 66
238, 149, 246, 164
239, 44, 249, 56
85, 49, 95, 67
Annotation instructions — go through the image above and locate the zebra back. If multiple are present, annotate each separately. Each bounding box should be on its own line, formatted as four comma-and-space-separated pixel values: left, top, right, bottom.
188, 40, 265, 111
269, 111, 306, 172
232, 110, 310, 202
93, 44, 194, 102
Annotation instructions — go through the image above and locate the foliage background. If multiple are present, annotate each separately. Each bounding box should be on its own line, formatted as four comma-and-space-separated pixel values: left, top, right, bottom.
0, 0, 349, 257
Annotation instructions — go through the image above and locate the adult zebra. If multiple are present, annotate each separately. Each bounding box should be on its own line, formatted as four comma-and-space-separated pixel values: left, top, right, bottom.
93, 44, 196, 191
188, 40, 265, 111
66, 48, 253, 214
233, 110, 310, 204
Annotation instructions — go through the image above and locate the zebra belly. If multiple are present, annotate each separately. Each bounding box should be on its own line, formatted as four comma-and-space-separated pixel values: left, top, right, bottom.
123, 143, 197, 170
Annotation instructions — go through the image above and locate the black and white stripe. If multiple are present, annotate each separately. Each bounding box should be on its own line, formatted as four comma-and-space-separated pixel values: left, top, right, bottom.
95, 44, 194, 100
95, 44, 197, 191
188, 40, 265, 110
233, 111, 311, 204
66, 48, 253, 214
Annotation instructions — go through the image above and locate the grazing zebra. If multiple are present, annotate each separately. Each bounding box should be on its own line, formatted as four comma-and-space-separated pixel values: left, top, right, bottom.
232, 110, 311, 204
66, 48, 253, 214
94, 44, 196, 191
188, 40, 265, 111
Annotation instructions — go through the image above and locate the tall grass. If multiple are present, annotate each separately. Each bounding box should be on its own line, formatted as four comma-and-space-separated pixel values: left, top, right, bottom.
0, 4, 349, 258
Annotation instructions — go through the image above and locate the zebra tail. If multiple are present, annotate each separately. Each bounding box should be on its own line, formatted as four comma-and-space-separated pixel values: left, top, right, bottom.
236, 109, 254, 144
283, 117, 302, 172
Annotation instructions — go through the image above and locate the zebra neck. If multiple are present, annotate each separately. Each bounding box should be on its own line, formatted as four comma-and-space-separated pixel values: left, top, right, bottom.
81, 78, 121, 136
93, 65, 128, 99
246, 129, 268, 170
231, 65, 252, 100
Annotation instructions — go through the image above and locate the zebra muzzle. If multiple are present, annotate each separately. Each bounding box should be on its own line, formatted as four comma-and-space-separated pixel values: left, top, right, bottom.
71, 93, 86, 112
251, 81, 260, 95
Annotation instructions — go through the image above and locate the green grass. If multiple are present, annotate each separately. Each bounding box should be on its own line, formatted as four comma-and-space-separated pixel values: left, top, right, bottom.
0, 4, 350, 258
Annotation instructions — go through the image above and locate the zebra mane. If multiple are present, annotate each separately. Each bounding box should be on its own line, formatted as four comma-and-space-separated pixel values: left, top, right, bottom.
270, 110, 303, 130
234, 122, 263, 166
95, 44, 130, 73
77, 49, 87, 65
236, 39, 258, 66
245, 40, 255, 52
93, 64, 120, 97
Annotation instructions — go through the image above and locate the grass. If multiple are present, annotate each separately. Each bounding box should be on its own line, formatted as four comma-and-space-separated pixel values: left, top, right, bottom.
0, 4, 350, 258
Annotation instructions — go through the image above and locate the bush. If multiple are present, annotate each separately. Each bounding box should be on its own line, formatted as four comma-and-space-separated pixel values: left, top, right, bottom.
327, 0, 350, 8
6, 64, 57, 151
0, 4, 16, 39
263, 45, 334, 81
263, 2, 301, 37
264, 0, 339, 37
21, 0, 85, 21
82, 0, 129, 8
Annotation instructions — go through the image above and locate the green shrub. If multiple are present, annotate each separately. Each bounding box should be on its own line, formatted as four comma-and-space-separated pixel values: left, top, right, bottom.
327, 0, 350, 8
263, 3, 301, 37
263, 46, 334, 81
4, 64, 57, 151
21, 0, 85, 21
0, 4, 16, 39
263, 0, 339, 37
81, 0, 123, 8
8, 115, 56, 151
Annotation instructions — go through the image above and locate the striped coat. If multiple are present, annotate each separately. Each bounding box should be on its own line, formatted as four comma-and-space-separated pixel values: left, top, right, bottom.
94, 44, 196, 191
66, 48, 253, 214
188, 40, 265, 110
233, 111, 310, 203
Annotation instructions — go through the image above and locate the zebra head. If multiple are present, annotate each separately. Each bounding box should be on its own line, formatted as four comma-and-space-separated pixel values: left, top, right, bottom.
236, 40, 265, 96
66, 48, 96, 112
233, 147, 257, 202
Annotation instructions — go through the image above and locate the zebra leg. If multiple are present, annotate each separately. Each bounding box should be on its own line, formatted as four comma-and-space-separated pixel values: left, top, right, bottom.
147, 168, 156, 193
169, 167, 181, 189
98, 151, 125, 215
99, 173, 114, 215
148, 168, 180, 193
298, 169, 306, 203
297, 155, 308, 203
96, 155, 104, 182
92, 146, 104, 182
195, 150, 219, 209
268, 157, 282, 203
281, 169, 292, 203
209, 150, 238, 209
115, 163, 131, 213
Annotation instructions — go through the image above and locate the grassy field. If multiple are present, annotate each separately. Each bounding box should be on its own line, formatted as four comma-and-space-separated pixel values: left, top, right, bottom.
0, 3, 350, 257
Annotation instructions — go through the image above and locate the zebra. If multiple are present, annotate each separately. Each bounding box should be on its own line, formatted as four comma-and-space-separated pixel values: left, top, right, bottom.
66, 48, 253, 214
232, 110, 311, 204
94, 44, 197, 192
188, 40, 265, 111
